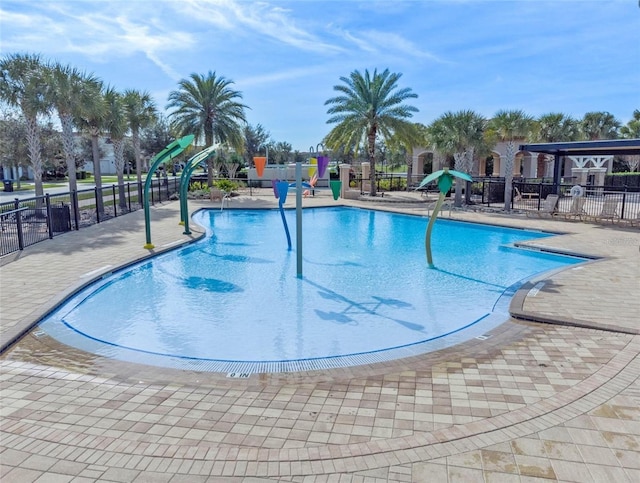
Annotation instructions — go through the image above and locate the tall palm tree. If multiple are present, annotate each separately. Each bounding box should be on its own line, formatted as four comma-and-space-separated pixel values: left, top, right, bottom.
488, 109, 534, 211
533, 113, 578, 177
123, 89, 157, 185
324, 68, 419, 196
74, 79, 107, 214
167, 72, 247, 186
427, 110, 485, 207
0, 53, 49, 197
580, 111, 621, 140
104, 87, 129, 209
45, 62, 102, 195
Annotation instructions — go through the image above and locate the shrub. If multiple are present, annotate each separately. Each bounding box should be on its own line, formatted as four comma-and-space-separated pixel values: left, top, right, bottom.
189, 181, 209, 192
214, 179, 238, 193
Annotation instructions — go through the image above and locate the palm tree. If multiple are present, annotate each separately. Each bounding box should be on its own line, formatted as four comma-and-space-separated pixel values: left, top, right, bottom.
620, 110, 640, 172
0, 53, 49, 197
488, 109, 534, 211
74, 79, 107, 214
427, 110, 485, 207
418, 168, 472, 268
104, 87, 129, 209
167, 72, 247, 186
45, 62, 102, 195
580, 111, 621, 140
123, 89, 157, 185
324, 68, 419, 196
620, 110, 640, 139
533, 113, 578, 178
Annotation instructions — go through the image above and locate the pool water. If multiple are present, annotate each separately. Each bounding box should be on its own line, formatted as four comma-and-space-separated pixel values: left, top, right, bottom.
39, 207, 582, 372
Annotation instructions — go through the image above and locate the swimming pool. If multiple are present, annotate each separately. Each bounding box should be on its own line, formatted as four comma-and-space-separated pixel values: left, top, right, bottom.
39, 207, 582, 372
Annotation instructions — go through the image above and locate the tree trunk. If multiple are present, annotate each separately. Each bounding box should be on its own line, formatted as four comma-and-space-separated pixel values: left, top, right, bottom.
113, 138, 127, 210
205, 127, 214, 187
25, 115, 44, 198
207, 158, 214, 187
132, 128, 142, 184
227, 163, 239, 179
91, 128, 104, 215
464, 149, 474, 204
503, 141, 516, 211
453, 152, 465, 207
368, 130, 377, 196
406, 156, 413, 191
60, 114, 77, 193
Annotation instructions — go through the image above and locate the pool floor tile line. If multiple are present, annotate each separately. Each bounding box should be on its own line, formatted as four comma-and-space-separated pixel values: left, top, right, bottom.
1, 194, 639, 480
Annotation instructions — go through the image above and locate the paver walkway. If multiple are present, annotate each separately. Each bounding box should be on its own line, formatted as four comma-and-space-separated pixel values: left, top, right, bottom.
1, 191, 638, 482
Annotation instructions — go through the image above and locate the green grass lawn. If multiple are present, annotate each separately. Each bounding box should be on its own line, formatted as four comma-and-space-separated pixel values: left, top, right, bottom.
14, 175, 140, 190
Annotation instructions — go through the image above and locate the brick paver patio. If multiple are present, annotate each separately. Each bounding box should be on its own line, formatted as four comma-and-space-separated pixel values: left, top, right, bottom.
1, 191, 638, 482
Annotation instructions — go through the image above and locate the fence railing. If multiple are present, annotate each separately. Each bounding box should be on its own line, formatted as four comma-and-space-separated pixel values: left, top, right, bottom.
0, 178, 181, 258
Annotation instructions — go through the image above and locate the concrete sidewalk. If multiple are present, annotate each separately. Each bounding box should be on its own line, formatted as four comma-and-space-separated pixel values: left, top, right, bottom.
1, 193, 638, 482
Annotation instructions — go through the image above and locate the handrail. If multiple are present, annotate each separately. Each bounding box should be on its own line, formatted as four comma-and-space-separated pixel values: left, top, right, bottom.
0, 207, 29, 216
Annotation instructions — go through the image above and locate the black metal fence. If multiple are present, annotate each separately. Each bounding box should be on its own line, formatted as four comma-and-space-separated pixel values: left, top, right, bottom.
0, 178, 180, 257
351, 173, 640, 223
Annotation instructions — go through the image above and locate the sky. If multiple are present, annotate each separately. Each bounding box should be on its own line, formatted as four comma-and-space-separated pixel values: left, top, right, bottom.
1, 0, 639, 151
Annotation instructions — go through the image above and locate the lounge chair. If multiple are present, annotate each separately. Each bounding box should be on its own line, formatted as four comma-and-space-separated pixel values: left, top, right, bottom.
589, 198, 619, 224
515, 187, 539, 201
555, 196, 586, 221
526, 194, 559, 218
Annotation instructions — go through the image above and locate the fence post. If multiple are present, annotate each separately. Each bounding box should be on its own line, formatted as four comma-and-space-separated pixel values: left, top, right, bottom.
127, 182, 132, 212
95, 187, 101, 223
13, 199, 24, 250
72, 190, 79, 230
45, 193, 54, 239
621, 188, 627, 220
111, 185, 116, 217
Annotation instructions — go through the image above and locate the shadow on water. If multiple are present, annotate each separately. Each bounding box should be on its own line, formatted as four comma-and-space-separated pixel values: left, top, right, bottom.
306, 279, 425, 332
314, 310, 356, 325
183, 276, 243, 293
206, 252, 273, 264
432, 266, 508, 290
303, 257, 362, 268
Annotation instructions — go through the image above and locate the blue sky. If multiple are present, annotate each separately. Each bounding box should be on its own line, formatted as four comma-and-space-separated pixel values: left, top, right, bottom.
1, 0, 639, 151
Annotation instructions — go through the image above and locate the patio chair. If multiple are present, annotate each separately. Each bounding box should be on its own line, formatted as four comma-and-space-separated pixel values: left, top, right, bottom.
590, 198, 619, 224
555, 196, 586, 221
526, 194, 559, 218
515, 187, 539, 201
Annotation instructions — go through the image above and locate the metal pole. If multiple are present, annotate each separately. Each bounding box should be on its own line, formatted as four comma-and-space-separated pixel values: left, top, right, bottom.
296, 160, 302, 278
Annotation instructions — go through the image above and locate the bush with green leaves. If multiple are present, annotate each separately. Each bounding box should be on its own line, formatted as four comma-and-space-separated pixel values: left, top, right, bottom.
188, 181, 210, 198
214, 179, 238, 193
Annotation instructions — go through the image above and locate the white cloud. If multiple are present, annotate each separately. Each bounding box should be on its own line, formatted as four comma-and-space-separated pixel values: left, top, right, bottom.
179, 0, 344, 54
1, 2, 194, 80
238, 65, 330, 87
340, 29, 447, 63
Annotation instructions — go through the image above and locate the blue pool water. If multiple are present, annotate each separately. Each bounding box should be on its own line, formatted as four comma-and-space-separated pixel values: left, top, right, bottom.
39, 207, 582, 372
